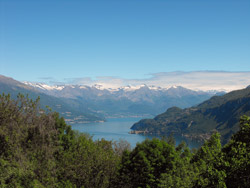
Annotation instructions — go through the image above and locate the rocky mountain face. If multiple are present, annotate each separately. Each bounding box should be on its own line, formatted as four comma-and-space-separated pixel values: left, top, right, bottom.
23, 81, 220, 118
131, 86, 250, 144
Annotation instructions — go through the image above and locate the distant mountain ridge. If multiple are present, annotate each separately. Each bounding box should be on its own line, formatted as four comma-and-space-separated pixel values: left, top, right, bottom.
0, 75, 227, 124
23, 81, 225, 94
0, 75, 105, 124
131, 86, 250, 143
23, 81, 222, 118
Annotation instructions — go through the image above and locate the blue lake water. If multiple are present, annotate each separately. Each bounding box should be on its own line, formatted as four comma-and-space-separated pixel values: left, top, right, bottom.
71, 117, 203, 148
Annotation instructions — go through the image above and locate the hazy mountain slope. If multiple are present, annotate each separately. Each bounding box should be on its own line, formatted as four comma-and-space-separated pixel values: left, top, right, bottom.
24, 82, 219, 117
131, 86, 250, 143
0, 75, 105, 123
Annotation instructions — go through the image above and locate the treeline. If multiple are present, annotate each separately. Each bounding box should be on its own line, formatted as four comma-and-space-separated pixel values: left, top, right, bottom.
0, 94, 250, 188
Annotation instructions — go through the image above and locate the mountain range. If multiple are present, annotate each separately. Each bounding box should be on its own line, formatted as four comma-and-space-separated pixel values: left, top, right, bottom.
131, 85, 250, 144
23, 80, 221, 118
0, 75, 105, 124
0, 75, 225, 124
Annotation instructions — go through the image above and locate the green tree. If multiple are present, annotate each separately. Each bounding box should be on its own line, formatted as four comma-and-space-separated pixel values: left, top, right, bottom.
223, 115, 250, 188
0, 93, 59, 187
57, 134, 120, 188
2, 93, 250, 188
117, 138, 179, 188
158, 142, 195, 188
191, 132, 226, 188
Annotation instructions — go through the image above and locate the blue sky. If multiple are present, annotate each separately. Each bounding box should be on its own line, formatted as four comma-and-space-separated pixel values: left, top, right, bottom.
0, 0, 250, 85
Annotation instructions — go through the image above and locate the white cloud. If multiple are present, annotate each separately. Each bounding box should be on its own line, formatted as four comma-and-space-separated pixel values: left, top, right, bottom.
144, 71, 250, 91
65, 71, 250, 92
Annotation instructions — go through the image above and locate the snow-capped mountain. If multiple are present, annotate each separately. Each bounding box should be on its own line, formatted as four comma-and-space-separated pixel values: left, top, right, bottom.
23, 81, 65, 91
23, 82, 218, 94
23, 81, 223, 118
0, 76, 105, 123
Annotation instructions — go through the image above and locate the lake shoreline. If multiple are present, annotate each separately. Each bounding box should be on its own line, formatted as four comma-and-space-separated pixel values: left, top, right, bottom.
72, 117, 203, 148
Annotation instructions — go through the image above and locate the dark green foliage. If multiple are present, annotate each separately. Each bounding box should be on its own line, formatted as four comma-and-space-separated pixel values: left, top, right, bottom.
116, 138, 196, 188
222, 115, 250, 188
116, 138, 178, 188
0, 93, 121, 187
0, 93, 58, 187
57, 135, 120, 188
191, 133, 227, 188
1, 93, 250, 188
117, 116, 250, 188
131, 86, 250, 144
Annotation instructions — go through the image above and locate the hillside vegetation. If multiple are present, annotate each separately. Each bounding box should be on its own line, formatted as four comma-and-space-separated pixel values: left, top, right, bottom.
0, 93, 250, 187
131, 86, 250, 143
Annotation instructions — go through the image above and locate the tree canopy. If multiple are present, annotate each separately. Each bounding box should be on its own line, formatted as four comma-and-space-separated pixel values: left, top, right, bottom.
0, 93, 250, 187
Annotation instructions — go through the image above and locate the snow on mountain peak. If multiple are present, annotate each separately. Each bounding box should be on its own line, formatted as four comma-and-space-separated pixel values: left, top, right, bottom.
92, 84, 106, 90
23, 81, 225, 94
148, 85, 163, 90
23, 81, 65, 91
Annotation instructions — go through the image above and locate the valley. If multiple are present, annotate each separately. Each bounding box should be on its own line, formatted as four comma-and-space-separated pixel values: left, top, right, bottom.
23, 79, 221, 119
1, 74, 249, 144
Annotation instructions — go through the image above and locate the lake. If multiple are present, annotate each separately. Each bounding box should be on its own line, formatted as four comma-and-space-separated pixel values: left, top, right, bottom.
71, 117, 203, 148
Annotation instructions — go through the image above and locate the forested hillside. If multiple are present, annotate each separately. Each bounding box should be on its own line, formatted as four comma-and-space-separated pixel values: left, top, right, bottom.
0, 94, 250, 187
131, 86, 250, 143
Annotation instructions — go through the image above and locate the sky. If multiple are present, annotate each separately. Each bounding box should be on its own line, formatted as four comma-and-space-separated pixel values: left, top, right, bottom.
0, 0, 250, 90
